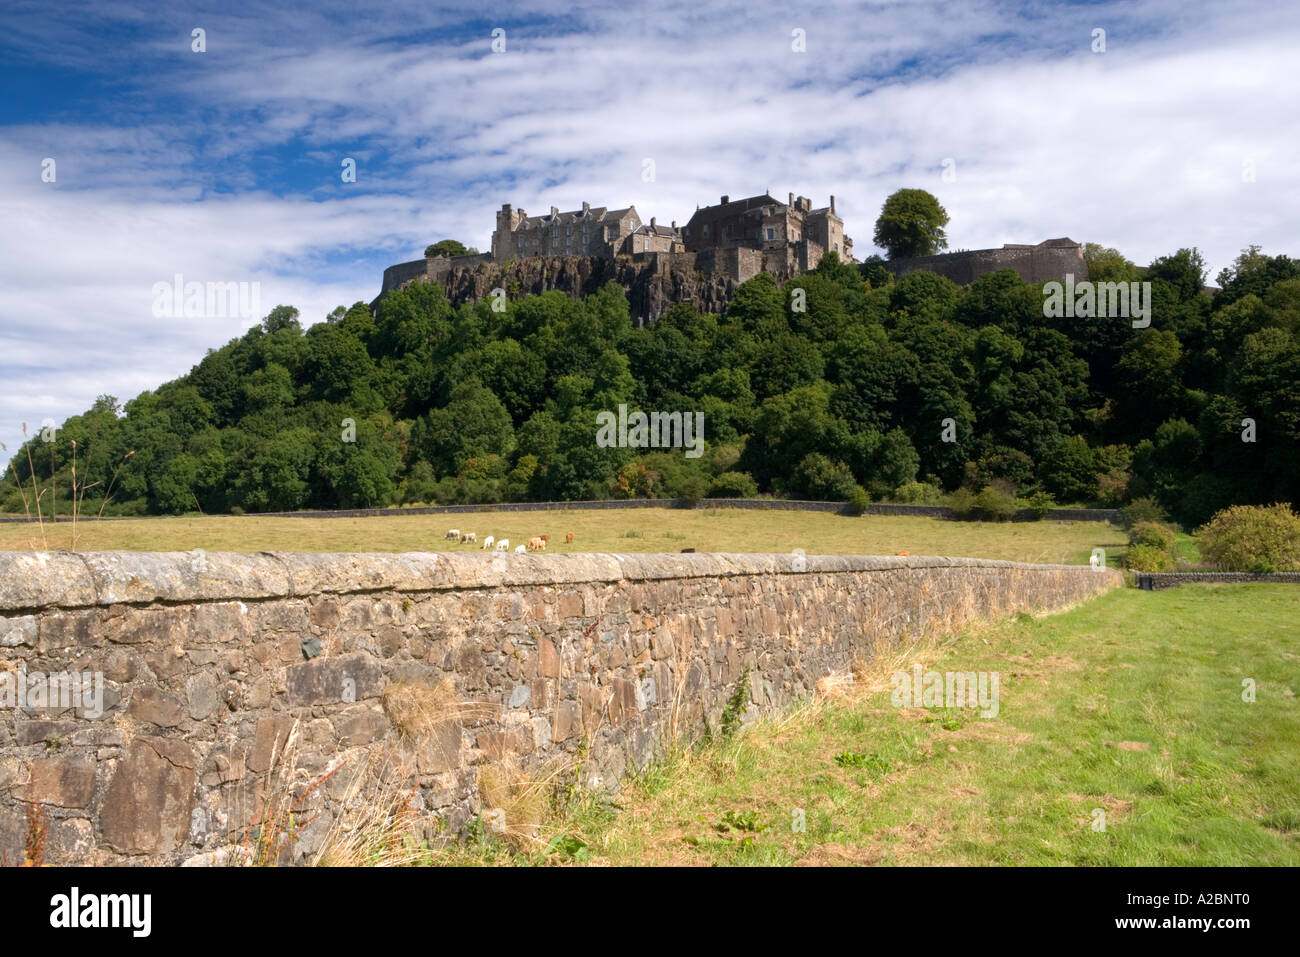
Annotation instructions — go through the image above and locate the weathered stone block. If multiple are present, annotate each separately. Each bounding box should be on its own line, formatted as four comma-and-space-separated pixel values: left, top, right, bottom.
26, 755, 96, 807
101, 737, 196, 855
415, 721, 462, 774
333, 709, 389, 748
128, 685, 184, 727
286, 652, 382, 706
248, 715, 295, 773
537, 637, 561, 679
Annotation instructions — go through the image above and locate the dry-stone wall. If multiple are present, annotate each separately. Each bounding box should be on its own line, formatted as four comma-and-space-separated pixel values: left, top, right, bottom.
0, 550, 1121, 865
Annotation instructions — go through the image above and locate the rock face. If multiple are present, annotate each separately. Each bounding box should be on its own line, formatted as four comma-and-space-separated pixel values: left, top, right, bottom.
0, 550, 1122, 865
374, 253, 741, 326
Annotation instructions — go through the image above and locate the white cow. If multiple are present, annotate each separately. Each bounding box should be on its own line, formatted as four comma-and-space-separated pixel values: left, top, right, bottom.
460, 532, 476, 544
444, 528, 460, 540
496, 539, 509, 551
515, 544, 526, 553
481, 536, 494, 550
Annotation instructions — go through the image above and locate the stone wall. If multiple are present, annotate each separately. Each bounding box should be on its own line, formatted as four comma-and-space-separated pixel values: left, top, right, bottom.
0, 550, 1121, 865
1135, 571, 1300, 590
888, 239, 1088, 287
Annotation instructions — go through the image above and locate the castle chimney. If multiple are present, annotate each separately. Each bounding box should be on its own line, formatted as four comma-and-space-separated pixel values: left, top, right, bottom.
830, 194, 836, 214
550, 205, 558, 218
650, 217, 656, 228
721, 195, 729, 204
671, 220, 676, 229
583, 201, 590, 213
788, 192, 794, 207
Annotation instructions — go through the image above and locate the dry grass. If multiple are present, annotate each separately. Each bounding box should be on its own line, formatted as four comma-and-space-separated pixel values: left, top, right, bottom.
311, 750, 424, 867
381, 678, 494, 739
0, 507, 1123, 566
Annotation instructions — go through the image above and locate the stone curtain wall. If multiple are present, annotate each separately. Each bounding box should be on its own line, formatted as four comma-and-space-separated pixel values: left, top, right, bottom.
888, 242, 1088, 287
0, 551, 1121, 865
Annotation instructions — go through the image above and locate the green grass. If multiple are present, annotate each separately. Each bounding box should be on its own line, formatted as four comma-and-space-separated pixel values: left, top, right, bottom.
442, 584, 1299, 866
0, 508, 1125, 565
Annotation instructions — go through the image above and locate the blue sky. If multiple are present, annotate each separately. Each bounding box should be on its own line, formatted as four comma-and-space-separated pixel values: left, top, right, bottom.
2, 0, 1298, 459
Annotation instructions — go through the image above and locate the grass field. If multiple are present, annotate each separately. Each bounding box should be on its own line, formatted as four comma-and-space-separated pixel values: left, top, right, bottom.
445, 583, 1300, 866
0, 508, 1135, 565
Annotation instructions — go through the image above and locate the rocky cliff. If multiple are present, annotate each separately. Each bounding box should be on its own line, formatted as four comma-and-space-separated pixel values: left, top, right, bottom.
374, 253, 741, 326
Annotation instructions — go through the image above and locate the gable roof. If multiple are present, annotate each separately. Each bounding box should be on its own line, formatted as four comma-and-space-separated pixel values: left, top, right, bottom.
516, 206, 636, 230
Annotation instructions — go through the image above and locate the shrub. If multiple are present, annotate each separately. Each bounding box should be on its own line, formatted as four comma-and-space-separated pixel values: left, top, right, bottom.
948, 487, 977, 519
1021, 490, 1056, 519
1198, 503, 1300, 572
1124, 544, 1175, 572
229, 505, 244, 516
973, 485, 1017, 522
790, 453, 859, 501
708, 471, 759, 498
678, 474, 709, 505
1118, 496, 1168, 530
848, 485, 871, 516
1128, 521, 1176, 552
893, 481, 944, 505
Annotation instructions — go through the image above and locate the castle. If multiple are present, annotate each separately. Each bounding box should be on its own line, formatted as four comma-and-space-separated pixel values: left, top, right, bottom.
372, 190, 1085, 325
489, 191, 850, 275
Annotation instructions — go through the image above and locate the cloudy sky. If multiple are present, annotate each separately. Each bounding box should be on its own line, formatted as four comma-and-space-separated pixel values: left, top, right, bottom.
2, 0, 1297, 458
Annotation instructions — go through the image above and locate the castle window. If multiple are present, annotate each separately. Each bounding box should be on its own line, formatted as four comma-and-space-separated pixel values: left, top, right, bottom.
766, 228, 775, 240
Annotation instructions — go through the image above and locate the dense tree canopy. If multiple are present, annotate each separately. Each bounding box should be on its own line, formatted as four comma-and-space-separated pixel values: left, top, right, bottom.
873, 188, 950, 260
6, 243, 1296, 526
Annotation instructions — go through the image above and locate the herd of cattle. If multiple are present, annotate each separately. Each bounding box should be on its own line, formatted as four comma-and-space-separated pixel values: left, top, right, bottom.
443, 528, 575, 553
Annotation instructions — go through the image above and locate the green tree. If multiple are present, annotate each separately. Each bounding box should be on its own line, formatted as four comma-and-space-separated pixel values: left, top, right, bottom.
873, 188, 950, 260
426, 240, 469, 258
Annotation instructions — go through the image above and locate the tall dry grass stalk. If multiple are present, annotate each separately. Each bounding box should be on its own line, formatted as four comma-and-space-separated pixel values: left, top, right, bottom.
232, 719, 340, 866
311, 748, 424, 866
477, 754, 579, 855
20, 424, 47, 550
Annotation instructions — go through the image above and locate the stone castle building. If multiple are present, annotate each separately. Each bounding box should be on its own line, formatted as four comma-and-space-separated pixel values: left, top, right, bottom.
374, 188, 1084, 326
491, 202, 686, 260
490, 190, 845, 276
492, 202, 648, 260
682, 192, 852, 274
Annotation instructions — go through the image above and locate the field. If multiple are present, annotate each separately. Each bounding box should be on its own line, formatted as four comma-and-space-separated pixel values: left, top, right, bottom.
446, 583, 1300, 866
0, 507, 1136, 565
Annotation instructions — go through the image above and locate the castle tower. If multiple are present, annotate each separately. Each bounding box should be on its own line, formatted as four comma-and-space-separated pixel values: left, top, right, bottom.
492, 203, 524, 261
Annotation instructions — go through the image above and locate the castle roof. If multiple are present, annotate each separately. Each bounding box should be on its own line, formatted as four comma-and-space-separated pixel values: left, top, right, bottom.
631, 222, 681, 238
516, 205, 635, 230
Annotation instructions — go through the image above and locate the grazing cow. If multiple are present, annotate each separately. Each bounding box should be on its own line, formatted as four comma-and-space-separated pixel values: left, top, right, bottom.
527, 536, 546, 551
540, 534, 548, 543
515, 544, 526, 553
681, 547, 695, 553
445, 528, 460, 540
461, 532, 476, 544
481, 536, 494, 550
496, 539, 509, 551
565, 532, 574, 544
896, 550, 910, 556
